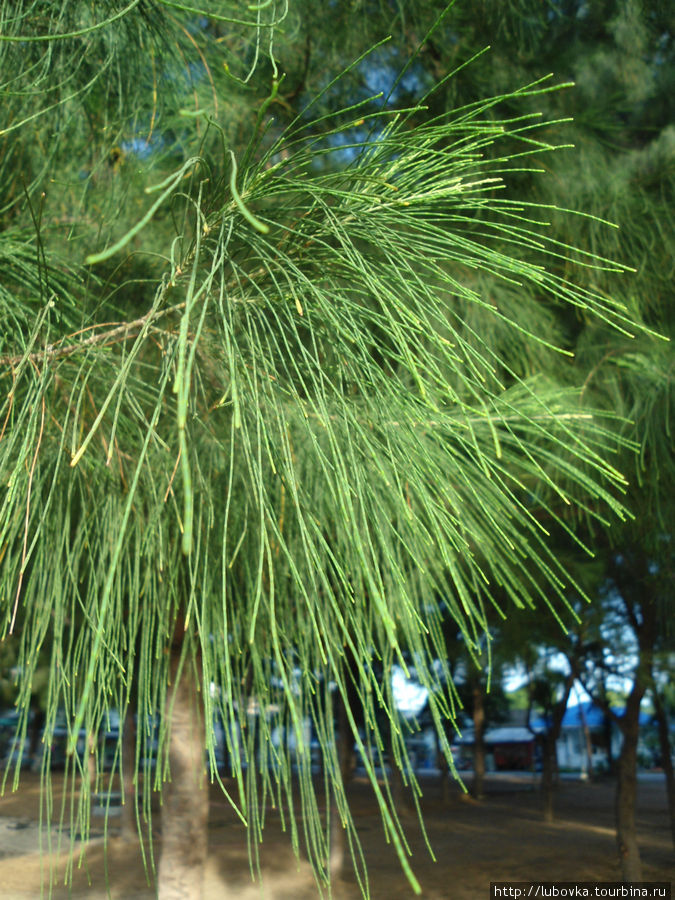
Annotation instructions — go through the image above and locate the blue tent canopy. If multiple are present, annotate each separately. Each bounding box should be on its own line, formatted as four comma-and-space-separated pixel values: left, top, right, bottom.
561, 701, 651, 729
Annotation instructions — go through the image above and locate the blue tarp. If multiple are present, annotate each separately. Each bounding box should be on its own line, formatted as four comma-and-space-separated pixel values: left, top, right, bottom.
560, 701, 651, 729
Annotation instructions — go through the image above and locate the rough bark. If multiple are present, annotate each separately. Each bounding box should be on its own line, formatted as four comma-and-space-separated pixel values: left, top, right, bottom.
652, 689, 675, 850
471, 681, 486, 800
157, 642, 208, 900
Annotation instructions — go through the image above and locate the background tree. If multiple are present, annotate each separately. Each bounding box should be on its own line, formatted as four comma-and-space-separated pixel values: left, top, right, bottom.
576, 545, 673, 881
441, 614, 510, 802
426, 0, 675, 880
650, 645, 675, 851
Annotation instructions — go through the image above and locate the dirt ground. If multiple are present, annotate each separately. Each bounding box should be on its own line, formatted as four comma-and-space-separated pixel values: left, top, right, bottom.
0, 770, 672, 899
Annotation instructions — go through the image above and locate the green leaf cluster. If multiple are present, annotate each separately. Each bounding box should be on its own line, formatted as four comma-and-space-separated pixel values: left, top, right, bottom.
0, 1, 662, 893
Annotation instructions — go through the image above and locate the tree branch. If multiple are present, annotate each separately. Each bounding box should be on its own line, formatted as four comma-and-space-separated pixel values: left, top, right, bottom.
0, 300, 186, 367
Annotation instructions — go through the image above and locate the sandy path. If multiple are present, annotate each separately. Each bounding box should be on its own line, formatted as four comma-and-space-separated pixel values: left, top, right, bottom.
0, 772, 671, 898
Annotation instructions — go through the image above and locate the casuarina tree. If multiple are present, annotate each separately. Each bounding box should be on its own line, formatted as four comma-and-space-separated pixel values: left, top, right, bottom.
0, 2, 647, 896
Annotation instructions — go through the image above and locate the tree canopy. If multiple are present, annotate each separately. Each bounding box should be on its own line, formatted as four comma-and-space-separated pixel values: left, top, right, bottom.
0, 1, 671, 895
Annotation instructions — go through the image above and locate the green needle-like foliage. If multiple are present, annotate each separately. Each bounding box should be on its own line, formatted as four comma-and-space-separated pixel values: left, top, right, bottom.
0, 2, 648, 895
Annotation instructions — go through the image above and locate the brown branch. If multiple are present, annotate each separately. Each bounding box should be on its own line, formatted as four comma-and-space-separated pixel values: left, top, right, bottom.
0, 300, 186, 368
285, 33, 311, 105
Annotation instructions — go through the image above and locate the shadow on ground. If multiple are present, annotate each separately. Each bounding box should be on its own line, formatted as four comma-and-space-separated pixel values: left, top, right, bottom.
0, 772, 671, 898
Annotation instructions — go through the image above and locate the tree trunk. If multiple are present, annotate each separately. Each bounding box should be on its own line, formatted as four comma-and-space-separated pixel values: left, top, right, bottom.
329, 694, 351, 881
615, 690, 643, 882
120, 707, 138, 841
535, 670, 574, 822
540, 733, 556, 823
651, 689, 675, 851
157, 644, 208, 900
329, 795, 345, 883
471, 681, 486, 800
388, 728, 407, 813
87, 731, 98, 792
28, 707, 45, 770
603, 706, 615, 775
437, 731, 452, 806
578, 701, 594, 781
337, 694, 354, 786
611, 582, 656, 884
